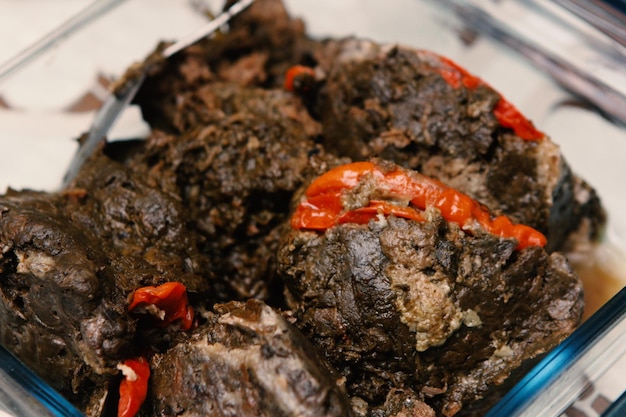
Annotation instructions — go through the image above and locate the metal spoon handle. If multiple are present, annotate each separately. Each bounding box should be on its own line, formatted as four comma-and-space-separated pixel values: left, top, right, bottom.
61, 0, 255, 188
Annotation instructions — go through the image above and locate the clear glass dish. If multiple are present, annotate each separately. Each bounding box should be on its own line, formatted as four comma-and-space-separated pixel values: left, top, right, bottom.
0, 1, 624, 416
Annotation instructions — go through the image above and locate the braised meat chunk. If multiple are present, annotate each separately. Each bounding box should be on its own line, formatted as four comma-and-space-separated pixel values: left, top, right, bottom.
0, 156, 211, 415
300, 39, 605, 253
278, 161, 584, 416
147, 299, 356, 417
124, 83, 344, 302
118, 0, 343, 302
0, 190, 123, 412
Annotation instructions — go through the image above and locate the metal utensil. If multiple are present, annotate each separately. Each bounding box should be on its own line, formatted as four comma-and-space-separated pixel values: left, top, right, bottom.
0, 0, 128, 84
550, 0, 626, 47
61, 0, 255, 188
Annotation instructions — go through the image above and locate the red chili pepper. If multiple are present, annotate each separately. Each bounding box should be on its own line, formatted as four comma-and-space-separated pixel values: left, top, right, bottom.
492, 98, 544, 141
284, 65, 316, 93
128, 282, 194, 331
426, 52, 544, 141
117, 356, 150, 417
292, 161, 546, 250
435, 55, 483, 90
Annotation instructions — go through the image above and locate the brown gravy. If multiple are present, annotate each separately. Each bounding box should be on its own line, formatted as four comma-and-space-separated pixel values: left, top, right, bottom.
571, 241, 626, 321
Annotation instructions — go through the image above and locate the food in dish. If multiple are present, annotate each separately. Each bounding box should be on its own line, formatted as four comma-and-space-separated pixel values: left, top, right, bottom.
147, 299, 353, 416
125, 81, 343, 302
0, 157, 212, 414
278, 160, 582, 416
0, 0, 607, 416
300, 38, 604, 255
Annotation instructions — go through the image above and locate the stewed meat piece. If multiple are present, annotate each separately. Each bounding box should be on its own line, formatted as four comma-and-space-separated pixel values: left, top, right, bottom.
146, 299, 357, 417
299, 39, 605, 253
278, 161, 584, 416
0, 156, 210, 416
124, 82, 345, 302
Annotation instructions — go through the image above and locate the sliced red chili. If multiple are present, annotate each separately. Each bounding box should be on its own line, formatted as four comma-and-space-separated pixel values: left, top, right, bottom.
117, 356, 150, 417
436, 55, 483, 89
128, 282, 194, 331
427, 52, 544, 141
121, 283, 193, 417
284, 65, 316, 93
292, 161, 546, 250
304, 161, 374, 197
291, 192, 342, 231
433, 189, 475, 225
492, 98, 544, 141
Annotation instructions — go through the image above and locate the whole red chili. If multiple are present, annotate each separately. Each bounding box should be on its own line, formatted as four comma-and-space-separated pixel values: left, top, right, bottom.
291, 161, 546, 250
117, 356, 150, 417
128, 281, 194, 331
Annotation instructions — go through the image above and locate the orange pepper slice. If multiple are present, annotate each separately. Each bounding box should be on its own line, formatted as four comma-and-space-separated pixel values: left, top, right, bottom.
118, 357, 150, 417
292, 162, 546, 250
426, 52, 544, 141
128, 282, 194, 331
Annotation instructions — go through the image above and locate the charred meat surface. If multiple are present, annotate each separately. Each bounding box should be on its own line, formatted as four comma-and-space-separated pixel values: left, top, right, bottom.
373, 389, 436, 417
147, 299, 356, 417
279, 216, 583, 416
133, 0, 316, 132
0, 157, 210, 415
303, 39, 605, 253
69, 154, 210, 292
0, 190, 121, 412
278, 161, 584, 416
125, 83, 344, 302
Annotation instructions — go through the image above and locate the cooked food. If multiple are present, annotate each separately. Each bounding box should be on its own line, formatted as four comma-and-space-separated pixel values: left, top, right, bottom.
124, 82, 344, 302
277, 160, 583, 416
294, 39, 605, 254
0, 0, 607, 416
0, 156, 211, 414
147, 299, 354, 417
